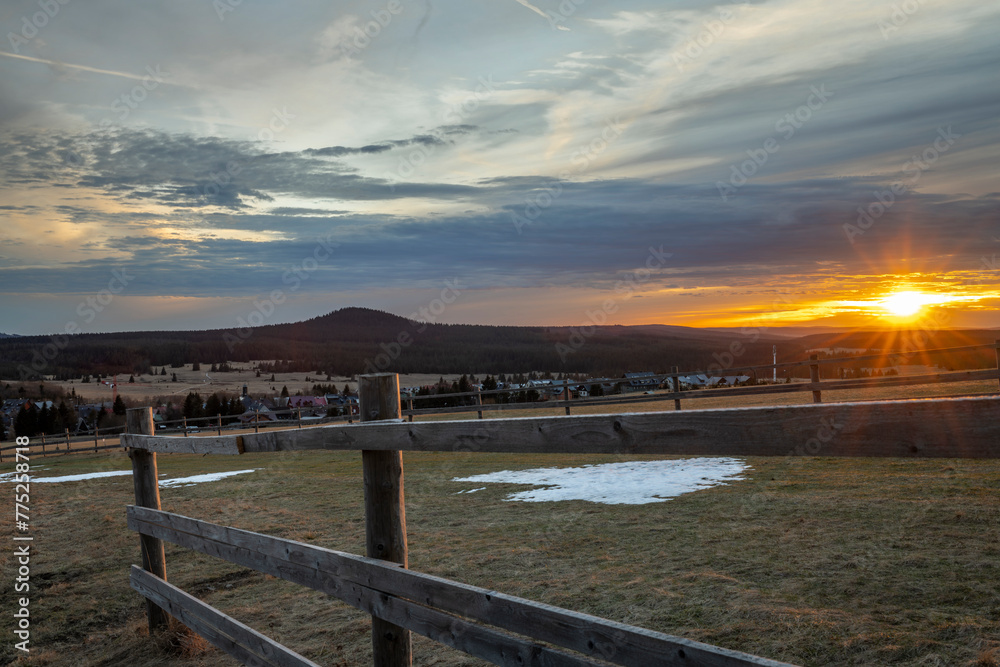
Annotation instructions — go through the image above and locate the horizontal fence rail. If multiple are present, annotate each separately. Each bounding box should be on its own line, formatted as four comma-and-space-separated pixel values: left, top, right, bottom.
122, 395, 1000, 459
0, 410, 356, 460
130, 566, 321, 667
127, 506, 792, 667
0, 440, 123, 460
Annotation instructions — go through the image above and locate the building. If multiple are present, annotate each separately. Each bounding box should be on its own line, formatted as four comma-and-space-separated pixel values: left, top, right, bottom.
624, 372, 659, 392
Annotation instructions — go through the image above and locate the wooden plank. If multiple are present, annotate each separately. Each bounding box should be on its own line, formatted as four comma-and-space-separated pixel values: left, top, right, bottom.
671, 366, 681, 411
363, 448, 408, 564
130, 566, 320, 667
809, 355, 821, 404
120, 433, 244, 455
359, 373, 411, 667
127, 513, 605, 666
995, 339, 1000, 391
126, 407, 169, 632
123, 395, 1000, 458
127, 507, 796, 667
350, 585, 607, 667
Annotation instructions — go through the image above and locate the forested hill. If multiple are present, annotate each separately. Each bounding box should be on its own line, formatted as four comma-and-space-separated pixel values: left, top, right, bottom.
793, 329, 1000, 371
0, 307, 791, 380
0, 307, 993, 381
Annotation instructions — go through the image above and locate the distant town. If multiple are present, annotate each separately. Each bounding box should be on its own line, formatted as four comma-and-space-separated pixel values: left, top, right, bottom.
5, 364, 909, 441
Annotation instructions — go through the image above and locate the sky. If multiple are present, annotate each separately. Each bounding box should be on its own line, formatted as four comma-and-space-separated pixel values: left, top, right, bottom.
1, 0, 998, 336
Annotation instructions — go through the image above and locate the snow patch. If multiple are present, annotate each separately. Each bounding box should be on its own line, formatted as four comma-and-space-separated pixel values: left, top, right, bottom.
0, 469, 258, 486
159, 470, 257, 488
451, 458, 749, 505
0, 470, 132, 483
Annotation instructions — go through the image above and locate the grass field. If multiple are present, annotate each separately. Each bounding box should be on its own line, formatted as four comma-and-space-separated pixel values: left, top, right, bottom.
2, 385, 999, 666
24, 362, 469, 406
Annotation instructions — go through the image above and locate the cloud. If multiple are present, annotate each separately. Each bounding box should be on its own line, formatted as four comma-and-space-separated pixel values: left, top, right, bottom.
2, 155, 996, 301
0, 128, 490, 210
303, 132, 449, 158
512, 0, 550, 20
1, 0, 998, 332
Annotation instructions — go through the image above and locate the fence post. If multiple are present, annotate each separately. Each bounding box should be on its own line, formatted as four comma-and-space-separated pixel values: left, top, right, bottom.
41, 433, 45, 455
182, 417, 188, 437
64, 428, 70, 452
217, 413, 222, 436
671, 366, 682, 411
297, 408, 302, 428
126, 407, 169, 632
476, 388, 483, 419
810, 354, 822, 404
995, 339, 1000, 391
563, 382, 571, 415
359, 373, 411, 667
254, 410, 260, 433
94, 425, 99, 453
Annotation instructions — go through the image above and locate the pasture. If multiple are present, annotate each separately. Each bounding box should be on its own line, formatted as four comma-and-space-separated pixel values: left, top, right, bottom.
2, 441, 999, 665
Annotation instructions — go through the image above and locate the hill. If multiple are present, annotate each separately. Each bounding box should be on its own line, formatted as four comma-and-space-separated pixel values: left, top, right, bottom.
0, 307, 799, 381
1, 308, 993, 382
790, 329, 1000, 371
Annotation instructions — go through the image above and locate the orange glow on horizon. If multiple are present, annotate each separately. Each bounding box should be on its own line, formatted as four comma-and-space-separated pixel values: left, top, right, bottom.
658, 278, 1000, 329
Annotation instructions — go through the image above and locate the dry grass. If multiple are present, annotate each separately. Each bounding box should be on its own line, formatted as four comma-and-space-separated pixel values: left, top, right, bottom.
2, 385, 998, 666
35, 363, 470, 405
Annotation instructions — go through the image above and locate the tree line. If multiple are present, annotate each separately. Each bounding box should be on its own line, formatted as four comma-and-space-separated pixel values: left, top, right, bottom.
4, 307, 992, 384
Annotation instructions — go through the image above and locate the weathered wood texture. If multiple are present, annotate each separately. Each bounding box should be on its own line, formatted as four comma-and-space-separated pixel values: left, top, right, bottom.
809, 355, 821, 404
363, 449, 407, 565
126, 407, 169, 631
130, 566, 321, 667
995, 339, 1000, 390
359, 373, 411, 667
123, 395, 1000, 459
127, 507, 794, 667
671, 366, 681, 411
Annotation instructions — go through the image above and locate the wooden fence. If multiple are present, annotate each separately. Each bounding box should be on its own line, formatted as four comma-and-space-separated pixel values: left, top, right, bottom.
5, 340, 996, 459
120, 372, 1000, 666
0, 425, 125, 461
0, 408, 355, 461
401, 341, 1000, 419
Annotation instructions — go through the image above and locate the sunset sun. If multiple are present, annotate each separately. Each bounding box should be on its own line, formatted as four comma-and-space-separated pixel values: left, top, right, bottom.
878, 291, 939, 318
